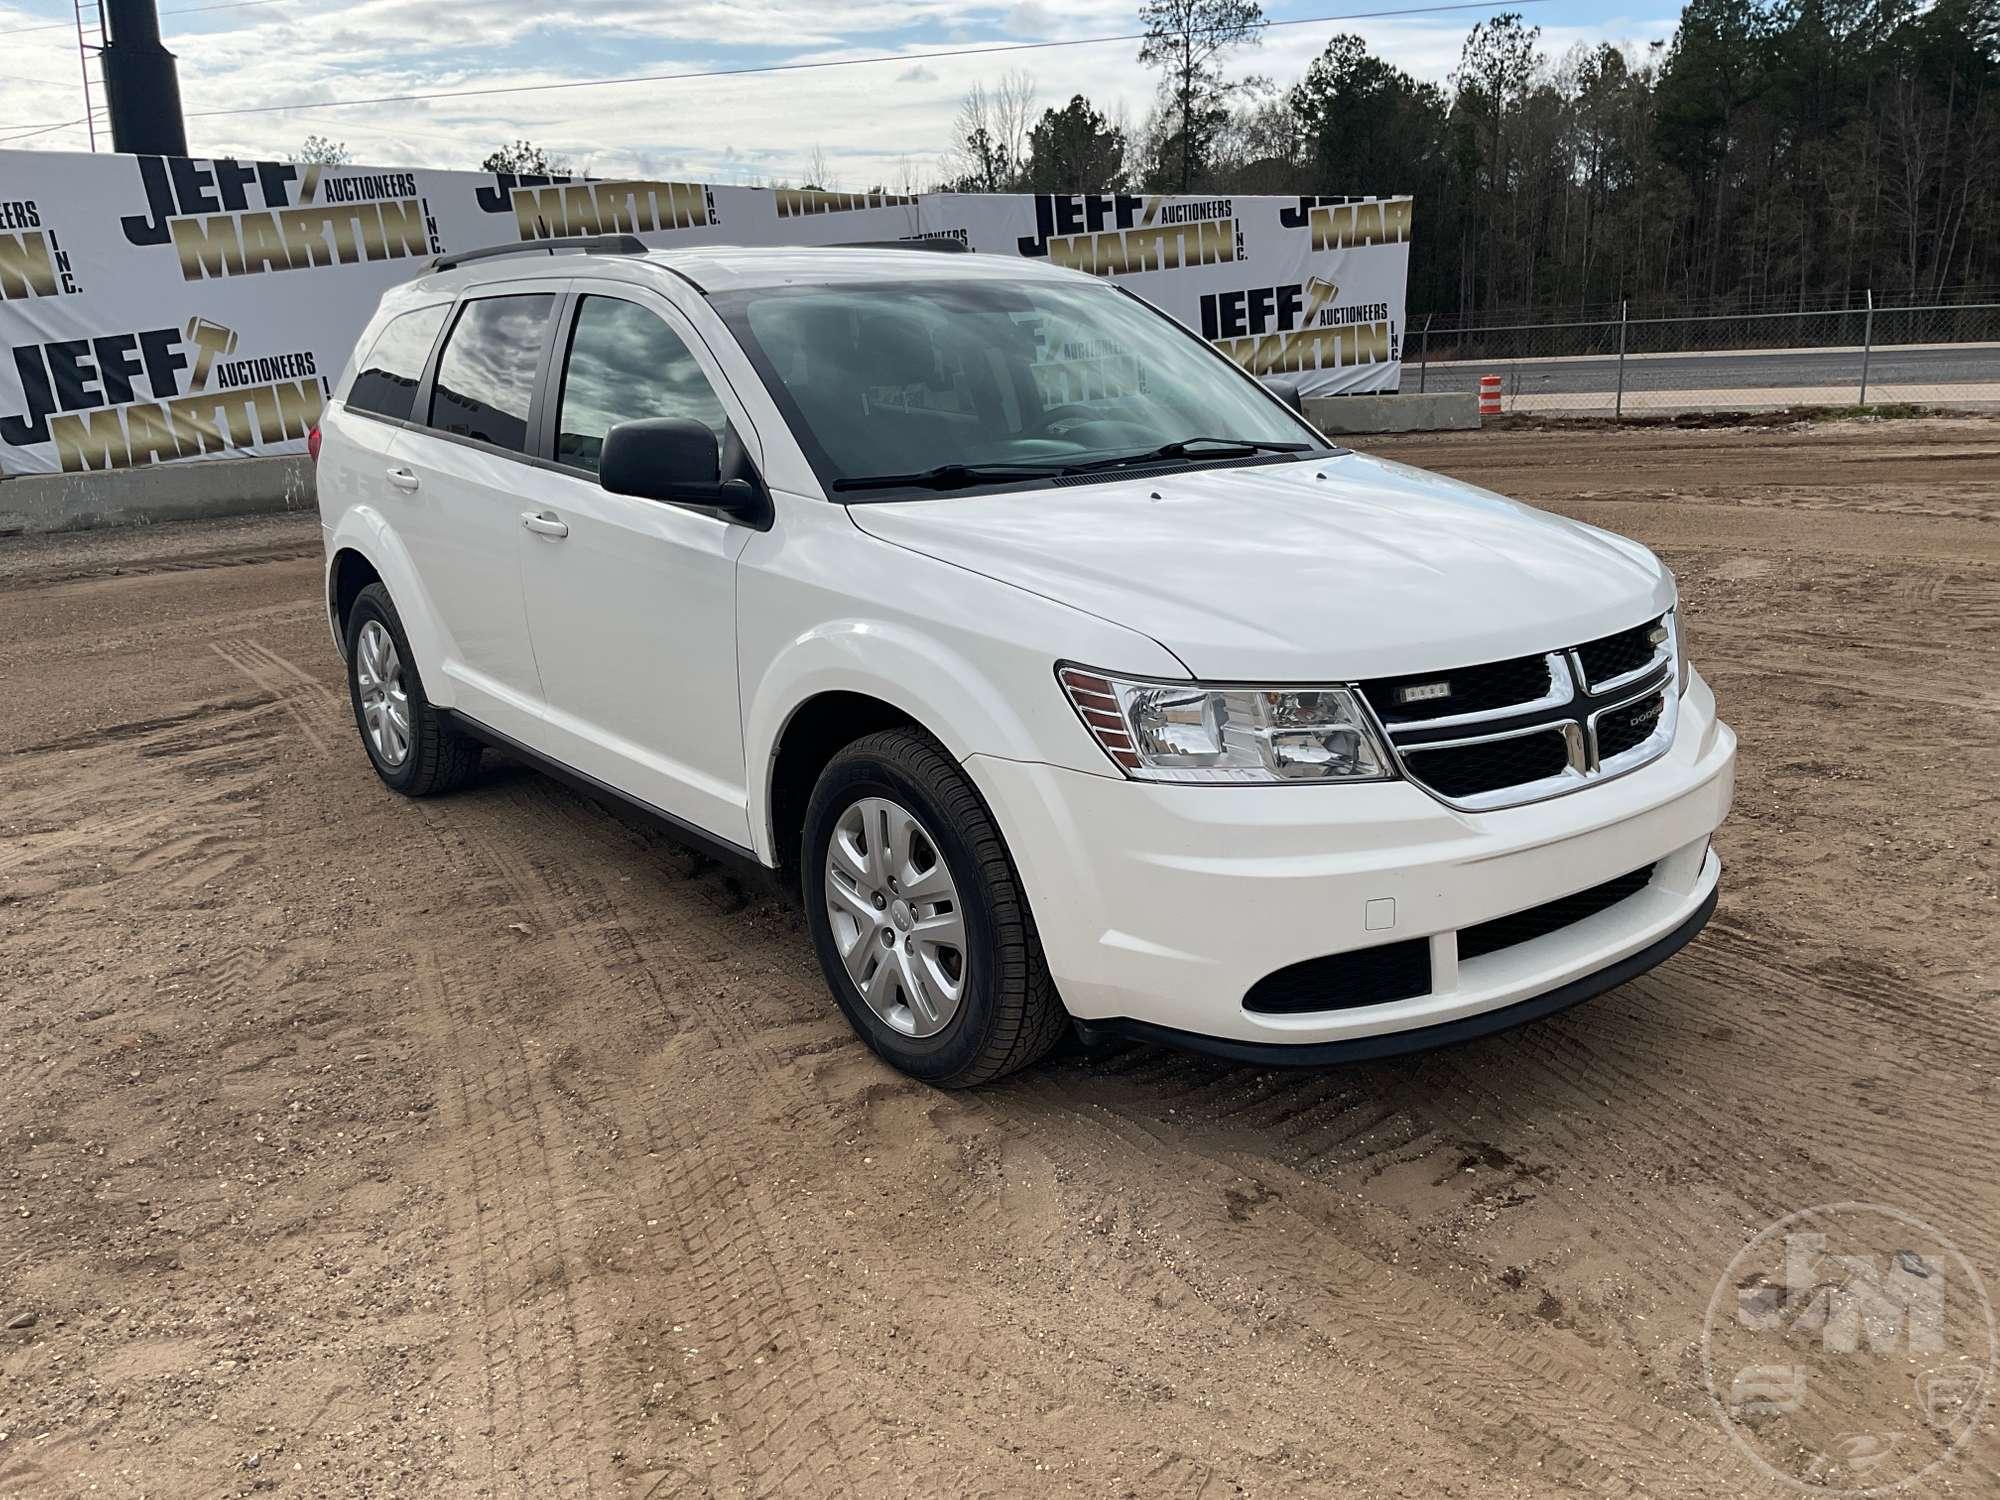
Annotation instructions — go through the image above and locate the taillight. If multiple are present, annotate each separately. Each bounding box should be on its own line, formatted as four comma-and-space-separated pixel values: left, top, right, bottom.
307, 425, 322, 463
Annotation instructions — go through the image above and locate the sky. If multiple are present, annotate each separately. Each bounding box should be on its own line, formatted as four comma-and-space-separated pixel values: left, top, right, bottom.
0, 0, 1680, 186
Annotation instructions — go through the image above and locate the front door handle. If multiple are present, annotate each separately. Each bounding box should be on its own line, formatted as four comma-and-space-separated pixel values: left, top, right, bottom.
521, 510, 569, 539
386, 466, 420, 493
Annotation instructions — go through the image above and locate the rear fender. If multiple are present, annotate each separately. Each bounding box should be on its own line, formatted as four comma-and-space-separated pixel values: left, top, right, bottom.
323, 508, 457, 708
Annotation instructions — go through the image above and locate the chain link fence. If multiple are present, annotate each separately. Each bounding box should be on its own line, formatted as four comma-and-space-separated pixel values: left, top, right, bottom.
1405, 300, 2000, 417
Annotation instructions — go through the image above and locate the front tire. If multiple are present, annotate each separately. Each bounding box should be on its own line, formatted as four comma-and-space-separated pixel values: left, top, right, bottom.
344, 582, 481, 797
802, 728, 1066, 1087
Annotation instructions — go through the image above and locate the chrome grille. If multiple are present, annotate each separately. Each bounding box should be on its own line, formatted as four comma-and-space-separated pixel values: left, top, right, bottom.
1594, 692, 1666, 761
1360, 653, 1553, 724
1576, 617, 1672, 692
1359, 613, 1679, 811
1402, 726, 1570, 798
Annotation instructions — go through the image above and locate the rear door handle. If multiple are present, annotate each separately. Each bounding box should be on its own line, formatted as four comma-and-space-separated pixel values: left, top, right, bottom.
385, 466, 420, 493
521, 510, 569, 539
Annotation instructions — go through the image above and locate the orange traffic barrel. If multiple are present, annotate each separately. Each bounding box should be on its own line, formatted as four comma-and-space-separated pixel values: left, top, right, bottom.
1478, 374, 1502, 416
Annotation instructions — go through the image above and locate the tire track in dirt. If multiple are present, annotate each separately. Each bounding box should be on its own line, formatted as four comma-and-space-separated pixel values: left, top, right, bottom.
782, 1059, 1373, 1493
807, 1055, 1702, 1495
990, 921, 1998, 1492
1, 541, 323, 593
8, 429, 1996, 1496
406, 790, 883, 1497
411, 945, 612, 1500
1039, 931, 1997, 1384
1, 694, 276, 760
983, 1079, 1756, 1497
487, 801, 885, 1497
0, 716, 280, 894
209, 638, 342, 757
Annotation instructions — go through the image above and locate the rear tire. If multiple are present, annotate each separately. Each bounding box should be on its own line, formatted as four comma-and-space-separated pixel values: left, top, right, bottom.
802, 728, 1066, 1087
344, 582, 481, 797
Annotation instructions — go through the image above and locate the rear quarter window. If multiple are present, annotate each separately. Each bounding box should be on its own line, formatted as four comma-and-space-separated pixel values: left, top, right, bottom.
345, 303, 449, 422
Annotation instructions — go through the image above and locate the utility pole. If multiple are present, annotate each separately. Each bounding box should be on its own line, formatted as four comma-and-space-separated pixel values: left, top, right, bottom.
1859, 289, 1875, 406
1614, 301, 1629, 420
101, 0, 188, 157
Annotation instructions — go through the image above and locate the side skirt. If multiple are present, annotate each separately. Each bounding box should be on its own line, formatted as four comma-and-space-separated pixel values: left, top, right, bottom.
437, 708, 772, 878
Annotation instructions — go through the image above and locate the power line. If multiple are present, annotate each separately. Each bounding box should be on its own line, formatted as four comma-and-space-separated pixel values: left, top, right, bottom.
0, 116, 93, 145
0, 0, 292, 38
0, 0, 1558, 132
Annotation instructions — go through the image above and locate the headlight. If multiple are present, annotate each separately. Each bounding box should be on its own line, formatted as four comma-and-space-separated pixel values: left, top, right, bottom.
1059, 666, 1395, 784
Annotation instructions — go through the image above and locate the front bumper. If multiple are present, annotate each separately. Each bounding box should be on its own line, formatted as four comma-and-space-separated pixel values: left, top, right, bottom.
966, 668, 1735, 1053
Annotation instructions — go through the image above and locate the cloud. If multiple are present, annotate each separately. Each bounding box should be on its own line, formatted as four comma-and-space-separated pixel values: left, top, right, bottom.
0, 0, 1682, 192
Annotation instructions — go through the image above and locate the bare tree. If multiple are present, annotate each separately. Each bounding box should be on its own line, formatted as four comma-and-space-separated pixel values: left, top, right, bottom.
1203, 95, 1298, 192
289, 134, 351, 165
801, 144, 837, 191
992, 70, 1038, 179
947, 70, 1037, 191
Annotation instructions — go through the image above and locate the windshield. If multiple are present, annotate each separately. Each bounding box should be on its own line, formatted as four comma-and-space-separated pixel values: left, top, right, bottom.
708, 276, 1331, 500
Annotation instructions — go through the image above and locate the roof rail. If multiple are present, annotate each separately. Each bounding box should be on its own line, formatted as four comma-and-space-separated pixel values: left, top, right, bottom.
835, 238, 970, 253
430, 234, 649, 273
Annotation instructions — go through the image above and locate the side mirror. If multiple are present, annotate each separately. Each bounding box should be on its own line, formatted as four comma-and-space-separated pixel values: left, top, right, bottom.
1259, 375, 1306, 415
599, 417, 768, 524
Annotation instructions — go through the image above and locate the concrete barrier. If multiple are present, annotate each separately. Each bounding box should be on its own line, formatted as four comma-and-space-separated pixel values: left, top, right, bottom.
0, 456, 315, 536
1304, 391, 1480, 435
0, 393, 1478, 536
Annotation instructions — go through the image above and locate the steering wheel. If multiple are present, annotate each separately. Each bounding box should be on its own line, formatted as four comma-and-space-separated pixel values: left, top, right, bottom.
1034, 403, 1102, 434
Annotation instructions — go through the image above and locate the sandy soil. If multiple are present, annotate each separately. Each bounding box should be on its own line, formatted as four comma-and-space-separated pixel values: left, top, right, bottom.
1, 419, 1996, 1498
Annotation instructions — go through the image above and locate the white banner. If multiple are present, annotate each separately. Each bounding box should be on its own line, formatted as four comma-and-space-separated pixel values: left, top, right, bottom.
0, 149, 1411, 476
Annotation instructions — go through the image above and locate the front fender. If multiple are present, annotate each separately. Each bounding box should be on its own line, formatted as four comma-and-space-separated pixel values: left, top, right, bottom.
323, 506, 458, 709
740, 619, 1059, 865
737, 499, 1187, 866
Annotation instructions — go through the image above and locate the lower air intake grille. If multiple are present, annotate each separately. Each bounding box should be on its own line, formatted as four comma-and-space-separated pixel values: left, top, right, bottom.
1244, 937, 1431, 1015
1458, 864, 1656, 963
1402, 729, 1569, 799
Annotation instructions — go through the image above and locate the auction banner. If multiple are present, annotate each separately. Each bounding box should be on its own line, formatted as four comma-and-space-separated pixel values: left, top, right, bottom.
0, 148, 1411, 476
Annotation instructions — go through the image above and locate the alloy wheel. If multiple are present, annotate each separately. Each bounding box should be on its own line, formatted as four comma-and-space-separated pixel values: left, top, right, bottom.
354, 618, 412, 768
823, 796, 967, 1038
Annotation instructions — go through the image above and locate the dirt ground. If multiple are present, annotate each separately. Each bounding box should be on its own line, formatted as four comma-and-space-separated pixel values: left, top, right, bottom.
1, 419, 1996, 1498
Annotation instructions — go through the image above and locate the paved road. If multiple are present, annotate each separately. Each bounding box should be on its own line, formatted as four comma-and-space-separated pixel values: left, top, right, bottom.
1415, 341, 1997, 407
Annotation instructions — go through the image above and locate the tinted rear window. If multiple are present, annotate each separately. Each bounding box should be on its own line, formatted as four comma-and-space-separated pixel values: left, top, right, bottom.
346, 304, 448, 422
429, 294, 557, 453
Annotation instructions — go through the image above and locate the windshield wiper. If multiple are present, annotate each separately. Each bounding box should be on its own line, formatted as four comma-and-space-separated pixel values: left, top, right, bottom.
831, 462, 1064, 492
1059, 436, 1313, 474
830, 438, 1314, 493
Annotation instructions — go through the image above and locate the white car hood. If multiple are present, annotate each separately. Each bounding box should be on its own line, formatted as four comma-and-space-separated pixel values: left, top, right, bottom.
846, 451, 1674, 681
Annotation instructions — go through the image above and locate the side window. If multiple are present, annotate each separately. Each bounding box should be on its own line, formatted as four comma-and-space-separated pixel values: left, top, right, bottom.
555, 296, 730, 475
346, 304, 448, 422
428, 293, 557, 453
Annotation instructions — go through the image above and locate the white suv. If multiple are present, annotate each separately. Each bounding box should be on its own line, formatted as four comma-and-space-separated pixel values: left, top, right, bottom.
314, 237, 1735, 1086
